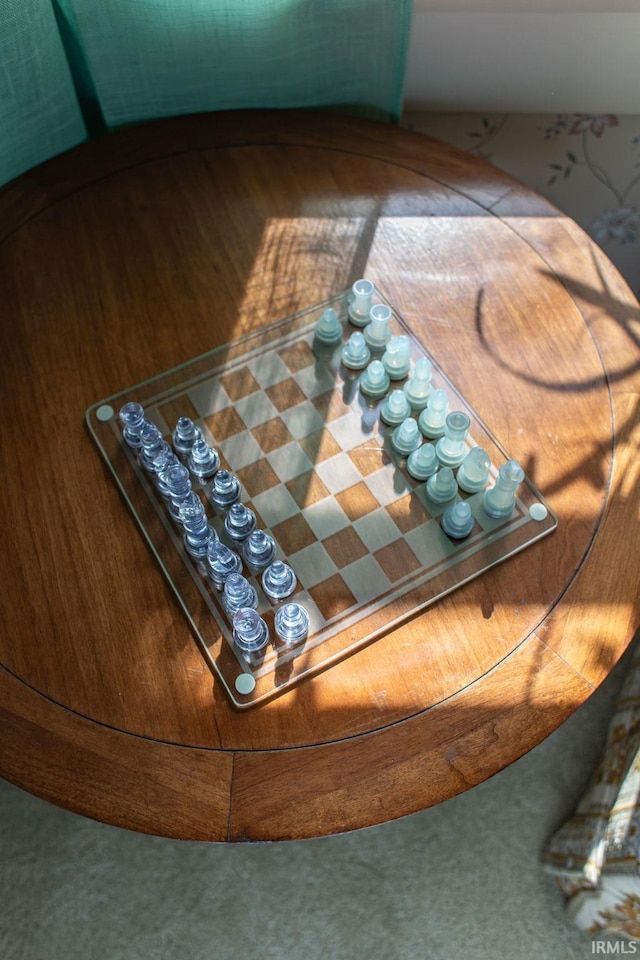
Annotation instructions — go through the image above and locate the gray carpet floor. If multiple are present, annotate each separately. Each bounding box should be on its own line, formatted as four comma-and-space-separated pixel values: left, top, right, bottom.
1, 650, 630, 960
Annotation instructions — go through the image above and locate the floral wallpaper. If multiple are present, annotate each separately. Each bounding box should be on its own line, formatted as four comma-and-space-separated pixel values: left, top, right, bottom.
403, 112, 640, 302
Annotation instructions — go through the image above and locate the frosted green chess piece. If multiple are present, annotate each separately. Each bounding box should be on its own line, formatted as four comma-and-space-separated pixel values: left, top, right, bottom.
407, 441, 438, 480
348, 278, 375, 326
426, 466, 458, 503
381, 335, 411, 380
314, 306, 343, 345
436, 412, 471, 468
391, 417, 422, 456
457, 447, 491, 493
380, 388, 411, 426
359, 359, 390, 399
441, 501, 474, 539
363, 303, 392, 350
418, 389, 449, 439
403, 357, 433, 411
341, 331, 371, 370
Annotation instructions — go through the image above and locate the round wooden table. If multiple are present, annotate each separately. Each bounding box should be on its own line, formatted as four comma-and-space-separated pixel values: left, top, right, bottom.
1, 111, 638, 841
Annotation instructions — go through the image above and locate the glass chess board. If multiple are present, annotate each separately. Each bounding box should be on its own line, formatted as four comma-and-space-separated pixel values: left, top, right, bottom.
86, 288, 557, 708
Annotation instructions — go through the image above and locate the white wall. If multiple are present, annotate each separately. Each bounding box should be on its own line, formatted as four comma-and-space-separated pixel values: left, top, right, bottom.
404, 8, 640, 112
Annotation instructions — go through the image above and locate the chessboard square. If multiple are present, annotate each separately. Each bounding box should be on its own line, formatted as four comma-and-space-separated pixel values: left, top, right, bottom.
298, 428, 342, 464
204, 406, 245, 442
335, 480, 381, 522
270, 513, 317, 556
312, 389, 353, 423
218, 430, 263, 470
385, 493, 432, 534
348, 441, 391, 477
405, 521, 459, 566
250, 485, 299, 529
353, 508, 402, 552
189, 379, 231, 417
302, 497, 350, 540
327, 413, 368, 451
285, 470, 331, 509
265, 377, 306, 412
278, 339, 316, 373
364, 466, 413, 507
267, 443, 313, 483
251, 417, 294, 454
374, 539, 422, 582
220, 367, 260, 401
315, 453, 362, 495
234, 392, 279, 429
292, 591, 324, 638
236, 458, 281, 497
156, 395, 200, 430
293, 364, 336, 400
247, 352, 290, 388
340, 554, 390, 605
309, 573, 357, 620
321, 526, 368, 567
279, 401, 325, 440
288, 541, 337, 589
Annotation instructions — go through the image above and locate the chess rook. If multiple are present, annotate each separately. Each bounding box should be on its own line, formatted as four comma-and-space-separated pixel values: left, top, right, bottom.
119, 402, 145, 448
232, 608, 270, 664
363, 304, 392, 350
436, 412, 471, 468
348, 278, 375, 326
483, 460, 524, 519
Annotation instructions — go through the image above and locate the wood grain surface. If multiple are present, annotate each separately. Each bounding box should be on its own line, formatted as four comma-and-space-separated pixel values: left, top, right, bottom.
0, 110, 638, 841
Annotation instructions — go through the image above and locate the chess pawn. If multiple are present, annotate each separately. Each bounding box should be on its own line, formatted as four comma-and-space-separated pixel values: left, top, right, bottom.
242, 529, 277, 573
418, 389, 449, 439
119, 401, 145, 448
164, 463, 193, 521
275, 602, 310, 646
222, 573, 258, 617
139, 422, 165, 471
206, 540, 242, 590
179, 494, 217, 563
313, 306, 343, 346
208, 469, 241, 512
436, 412, 471, 468
232, 608, 270, 665
426, 466, 458, 503
381, 335, 411, 380
262, 560, 297, 601
188, 437, 220, 480
224, 502, 256, 543
391, 417, 422, 456
363, 304, 392, 351
341, 331, 371, 370
483, 460, 524, 519
348, 278, 375, 326
173, 416, 202, 458
403, 357, 433, 411
457, 447, 491, 494
380, 388, 411, 426
407, 442, 438, 480
359, 359, 390, 400
441, 501, 474, 540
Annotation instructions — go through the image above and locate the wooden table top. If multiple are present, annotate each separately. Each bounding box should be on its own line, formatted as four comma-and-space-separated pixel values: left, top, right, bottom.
1, 110, 638, 842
